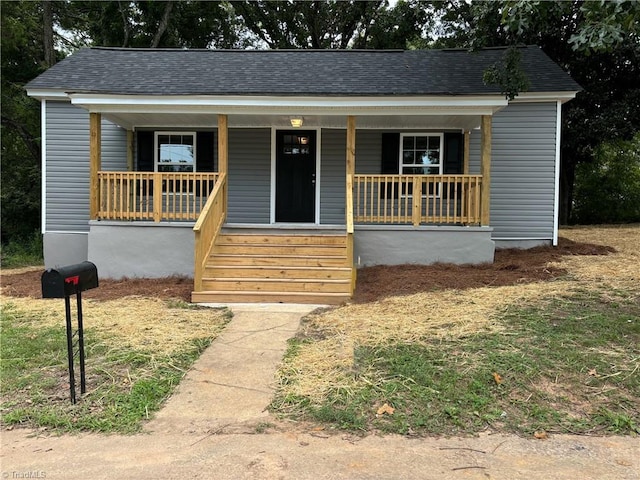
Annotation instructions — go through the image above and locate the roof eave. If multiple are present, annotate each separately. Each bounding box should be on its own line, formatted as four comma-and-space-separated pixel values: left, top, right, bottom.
63, 93, 509, 116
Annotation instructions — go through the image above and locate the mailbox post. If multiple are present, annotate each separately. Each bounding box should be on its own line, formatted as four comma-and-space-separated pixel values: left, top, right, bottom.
41, 262, 98, 404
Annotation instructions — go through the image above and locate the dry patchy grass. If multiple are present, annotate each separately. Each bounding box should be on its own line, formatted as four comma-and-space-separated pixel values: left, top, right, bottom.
2, 297, 229, 357
279, 225, 640, 404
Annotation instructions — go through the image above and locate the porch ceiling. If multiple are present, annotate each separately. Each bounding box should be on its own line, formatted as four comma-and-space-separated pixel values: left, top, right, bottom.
103, 112, 488, 131
74, 93, 508, 131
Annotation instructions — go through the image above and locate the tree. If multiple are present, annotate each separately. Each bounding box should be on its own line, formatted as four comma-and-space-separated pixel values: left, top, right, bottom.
56, 1, 248, 49
1, 1, 47, 243
231, 0, 386, 49
432, 0, 640, 224
572, 134, 640, 224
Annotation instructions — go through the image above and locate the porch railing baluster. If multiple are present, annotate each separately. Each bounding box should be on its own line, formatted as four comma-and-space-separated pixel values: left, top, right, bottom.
352, 174, 482, 226
96, 171, 219, 222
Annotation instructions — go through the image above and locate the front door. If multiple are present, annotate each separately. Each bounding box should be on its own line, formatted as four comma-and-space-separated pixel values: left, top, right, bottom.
276, 130, 316, 222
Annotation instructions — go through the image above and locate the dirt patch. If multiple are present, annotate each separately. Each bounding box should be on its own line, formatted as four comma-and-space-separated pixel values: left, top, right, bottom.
1, 273, 193, 302
353, 237, 614, 303
0, 237, 613, 303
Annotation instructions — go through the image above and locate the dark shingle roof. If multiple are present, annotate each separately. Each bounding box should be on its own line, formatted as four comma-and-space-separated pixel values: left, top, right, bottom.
26, 46, 580, 96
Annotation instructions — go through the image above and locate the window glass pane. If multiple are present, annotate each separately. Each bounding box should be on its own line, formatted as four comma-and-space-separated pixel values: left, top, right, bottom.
427, 151, 440, 165
416, 150, 428, 165
426, 166, 439, 175
428, 136, 440, 150
157, 133, 195, 172
158, 164, 193, 173
415, 136, 428, 150
403, 166, 424, 175
160, 143, 194, 164
403, 136, 414, 150
402, 151, 414, 164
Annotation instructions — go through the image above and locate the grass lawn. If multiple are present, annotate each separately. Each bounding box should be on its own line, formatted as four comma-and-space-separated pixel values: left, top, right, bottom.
0, 298, 231, 433
271, 226, 640, 436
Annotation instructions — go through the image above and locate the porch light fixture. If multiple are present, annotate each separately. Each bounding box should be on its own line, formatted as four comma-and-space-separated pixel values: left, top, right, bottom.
290, 117, 304, 128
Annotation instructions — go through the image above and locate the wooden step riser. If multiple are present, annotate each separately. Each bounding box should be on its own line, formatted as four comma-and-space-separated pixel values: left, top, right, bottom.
209, 255, 349, 268
204, 266, 352, 280
201, 279, 351, 293
217, 234, 347, 246
213, 244, 346, 256
191, 291, 350, 305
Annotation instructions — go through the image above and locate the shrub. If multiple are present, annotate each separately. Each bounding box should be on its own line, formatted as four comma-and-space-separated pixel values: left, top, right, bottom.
572, 133, 640, 224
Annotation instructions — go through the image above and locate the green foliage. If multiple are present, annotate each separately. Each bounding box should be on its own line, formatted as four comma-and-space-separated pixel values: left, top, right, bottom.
1, 1, 45, 243
57, 1, 248, 49
443, 0, 640, 223
0, 230, 43, 268
273, 290, 640, 435
569, 0, 640, 54
0, 303, 214, 433
231, 0, 385, 49
571, 134, 640, 224
482, 46, 531, 100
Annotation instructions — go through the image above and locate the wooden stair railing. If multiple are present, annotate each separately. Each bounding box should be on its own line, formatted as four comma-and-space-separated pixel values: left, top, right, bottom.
193, 172, 227, 293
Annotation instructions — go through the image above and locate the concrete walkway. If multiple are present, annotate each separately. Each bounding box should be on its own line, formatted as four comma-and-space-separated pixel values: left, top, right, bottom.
146, 303, 319, 435
2, 305, 639, 479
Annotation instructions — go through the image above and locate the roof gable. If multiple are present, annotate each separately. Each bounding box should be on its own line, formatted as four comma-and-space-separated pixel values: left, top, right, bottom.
26, 46, 580, 97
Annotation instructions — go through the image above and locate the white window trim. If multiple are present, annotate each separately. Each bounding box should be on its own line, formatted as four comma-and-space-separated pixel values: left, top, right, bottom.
154, 131, 197, 172
398, 132, 444, 198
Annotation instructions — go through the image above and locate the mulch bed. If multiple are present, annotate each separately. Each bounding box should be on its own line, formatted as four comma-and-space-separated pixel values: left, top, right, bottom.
1, 237, 614, 304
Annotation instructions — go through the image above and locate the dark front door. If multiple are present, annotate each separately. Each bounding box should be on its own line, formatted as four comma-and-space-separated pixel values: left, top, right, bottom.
276, 130, 316, 222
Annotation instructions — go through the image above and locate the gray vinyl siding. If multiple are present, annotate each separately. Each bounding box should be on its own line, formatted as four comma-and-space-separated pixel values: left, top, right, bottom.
354, 130, 383, 174
45, 101, 127, 232
470, 102, 557, 240
320, 130, 345, 224
320, 129, 381, 224
227, 128, 271, 223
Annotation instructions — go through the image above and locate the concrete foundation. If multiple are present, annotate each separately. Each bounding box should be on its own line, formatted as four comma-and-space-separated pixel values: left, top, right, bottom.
60, 222, 497, 279
494, 239, 551, 249
43, 232, 89, 269
354, 225, 495, 267
87, 221, 194, 279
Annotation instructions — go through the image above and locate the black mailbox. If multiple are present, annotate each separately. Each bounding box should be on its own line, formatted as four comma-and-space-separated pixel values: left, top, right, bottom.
42, 261, 99, 298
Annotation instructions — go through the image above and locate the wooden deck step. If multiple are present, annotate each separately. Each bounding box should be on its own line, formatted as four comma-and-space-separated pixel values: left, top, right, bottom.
204, 265, 352, 280
209, 254, 349, 268
193, 231, 354, 304
191, 291, 351, 305
216, 234, 346, 246
212, 244, 344, 256
201, 278, 350, 293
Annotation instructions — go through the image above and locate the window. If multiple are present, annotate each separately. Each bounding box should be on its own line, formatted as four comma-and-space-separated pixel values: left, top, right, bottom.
282, 134, 310, 155
400, 133, 442, 175
399, 133, 443, 196
154, 132, 196, 172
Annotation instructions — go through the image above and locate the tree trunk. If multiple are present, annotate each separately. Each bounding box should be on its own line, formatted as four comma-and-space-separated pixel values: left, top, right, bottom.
42, 0, 56, 67
150, 1, 174, 48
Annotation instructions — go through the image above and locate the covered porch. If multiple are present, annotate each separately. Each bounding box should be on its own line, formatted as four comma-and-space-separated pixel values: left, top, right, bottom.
84, 103, 497, 303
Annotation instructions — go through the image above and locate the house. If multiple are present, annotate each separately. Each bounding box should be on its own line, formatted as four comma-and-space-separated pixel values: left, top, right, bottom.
26, 46, 579, 304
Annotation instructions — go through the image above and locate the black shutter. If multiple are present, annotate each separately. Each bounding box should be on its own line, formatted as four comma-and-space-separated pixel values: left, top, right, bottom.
443, 132, 464, 200
443, 132, 463, 174
381, 133, 400, 173
196, 131, 215, 172
381, 133, 400, 198
136, 131, 154, 172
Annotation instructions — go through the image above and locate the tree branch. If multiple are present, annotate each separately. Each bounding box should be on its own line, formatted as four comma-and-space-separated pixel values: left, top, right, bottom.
150, 1, 174, 48
1, 115, 41, 162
